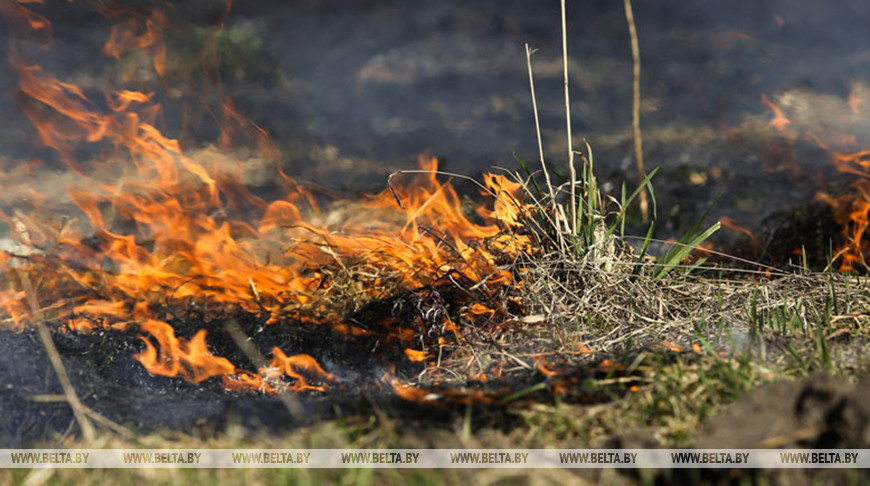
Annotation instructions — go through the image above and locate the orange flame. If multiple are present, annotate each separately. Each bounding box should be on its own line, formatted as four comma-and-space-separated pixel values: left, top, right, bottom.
812, 145, 870, 270
761, 94, 792, 134
758, 90, 870, 270
816, 186, 870, 270
404, 348, 429, 363
102, 9, 167, 78
386, 375, 440, 403
268, 348, 335, 392
135, 320, 236, 383
719, 216, 759, 248
0, 1, 536, 395
0, 0, 51, 35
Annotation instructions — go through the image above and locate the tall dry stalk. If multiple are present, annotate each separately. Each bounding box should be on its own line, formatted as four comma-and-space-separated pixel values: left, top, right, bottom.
525, 43, 568, 252
623, 0, 648, 221
524, 44, 554, 204
559, 0, 577, 234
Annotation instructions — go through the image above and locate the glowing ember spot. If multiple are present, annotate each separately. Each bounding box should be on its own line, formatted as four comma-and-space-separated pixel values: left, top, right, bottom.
386, 376, 442, 404
533, 356, 557, 378
658, 341, 683, 353
467, 303, 495, 317
598, 359, 621, 372
222, 370, 276, 394
331, 323, 374, 337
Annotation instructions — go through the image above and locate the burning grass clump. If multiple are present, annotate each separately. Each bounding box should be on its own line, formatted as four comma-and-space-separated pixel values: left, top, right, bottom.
434, 146, 708, 369
448, 144, 870, 392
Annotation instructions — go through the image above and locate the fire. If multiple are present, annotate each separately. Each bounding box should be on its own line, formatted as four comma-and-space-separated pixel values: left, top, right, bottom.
268, 348, 335, 392
386, 376, 441, 403
0, 0, 50, 33
135, 320, 236, 383
404, 349, 429, 363
719, 216, 759, 249
102, 8, 167, 79
762, 92, 870, 270
382, 372, 500, 406
0, 1, 534, 395
761, 93, 791, 134
134, 319, 335, 392
816, 152, 870, 271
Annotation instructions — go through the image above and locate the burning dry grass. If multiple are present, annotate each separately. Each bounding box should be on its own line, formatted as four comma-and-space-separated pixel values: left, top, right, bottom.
4, 134, 867, 448
426, 178, 870, 387
3, 1, 870, 463
0, 152, 535, 392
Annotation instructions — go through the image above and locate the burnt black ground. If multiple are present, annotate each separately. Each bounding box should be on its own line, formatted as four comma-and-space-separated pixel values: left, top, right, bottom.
0, 324, 402, 446
0, 327, 227, 445
0, 319, 642, 447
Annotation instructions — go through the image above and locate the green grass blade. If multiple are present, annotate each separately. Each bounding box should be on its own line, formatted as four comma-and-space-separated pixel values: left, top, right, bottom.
632, 220, 656, 276
659, 196, 719, 269
605, 167, 660, 242
655, 221, 720, 279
